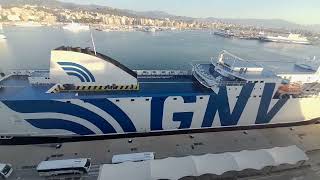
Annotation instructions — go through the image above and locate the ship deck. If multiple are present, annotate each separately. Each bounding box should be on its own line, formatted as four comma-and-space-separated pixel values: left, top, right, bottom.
0, 75, 213, 101
0, 60, 318, 101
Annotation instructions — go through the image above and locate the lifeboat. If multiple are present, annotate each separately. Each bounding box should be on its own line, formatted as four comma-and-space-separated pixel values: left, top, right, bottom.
278, 83, 302, 95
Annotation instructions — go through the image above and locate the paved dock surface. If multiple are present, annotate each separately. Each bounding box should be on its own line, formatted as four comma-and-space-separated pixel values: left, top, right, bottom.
1, 124, 320, 179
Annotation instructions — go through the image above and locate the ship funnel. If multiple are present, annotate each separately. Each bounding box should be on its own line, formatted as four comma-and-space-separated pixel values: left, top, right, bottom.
49, 46, 138, 90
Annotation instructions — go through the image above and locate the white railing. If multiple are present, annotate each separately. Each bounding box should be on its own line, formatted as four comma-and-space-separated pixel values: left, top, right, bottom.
193, 64, 216, 81
134, 70, 191, 77
192, 71, 212, 88
0, 73, 13, 83
193, 70, 246, 88
0, 85, 25, 88
217, 81, 247, 86
7, 69, 48, 76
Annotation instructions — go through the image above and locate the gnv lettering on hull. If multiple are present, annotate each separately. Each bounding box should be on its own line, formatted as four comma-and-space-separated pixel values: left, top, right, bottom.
151, 83, 288, 130
3, 83, 289, 135
256, 83, 289, 124
161, 96, 208, 130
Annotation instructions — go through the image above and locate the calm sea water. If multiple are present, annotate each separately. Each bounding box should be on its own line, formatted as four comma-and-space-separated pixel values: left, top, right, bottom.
1, 26, 320, 72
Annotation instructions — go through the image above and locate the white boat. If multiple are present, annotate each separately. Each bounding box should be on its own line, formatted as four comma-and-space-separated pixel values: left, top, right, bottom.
142, 27, 156, 33
102, 29, 111, 32
260, 33, 311, 45
0, 24, 6, 40
63, 23, 90, 32
149, 27, 156, 32
295, 56, 319, 71
295, 63, 314, 71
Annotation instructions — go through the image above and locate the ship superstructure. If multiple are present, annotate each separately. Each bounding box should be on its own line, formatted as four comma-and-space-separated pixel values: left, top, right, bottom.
0, 47, 320, 139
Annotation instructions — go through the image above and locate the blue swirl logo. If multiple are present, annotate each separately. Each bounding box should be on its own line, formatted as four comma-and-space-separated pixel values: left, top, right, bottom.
58, 62, 96, 82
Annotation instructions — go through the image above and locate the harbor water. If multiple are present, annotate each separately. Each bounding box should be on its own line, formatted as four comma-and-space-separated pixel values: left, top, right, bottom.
0, 26, 320, 72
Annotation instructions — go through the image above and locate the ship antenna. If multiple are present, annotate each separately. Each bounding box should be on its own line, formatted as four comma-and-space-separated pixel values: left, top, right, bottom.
89, 26, 97, 55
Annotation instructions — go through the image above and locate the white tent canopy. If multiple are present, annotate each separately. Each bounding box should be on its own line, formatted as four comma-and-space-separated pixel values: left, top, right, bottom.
98, 161, 151, 180
151, 156, 197, 180
98, 145, 308, 180
193, 153, 238, 176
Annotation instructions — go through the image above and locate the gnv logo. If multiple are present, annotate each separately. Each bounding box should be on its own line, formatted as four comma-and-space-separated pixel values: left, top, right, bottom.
58, 62, 96, 82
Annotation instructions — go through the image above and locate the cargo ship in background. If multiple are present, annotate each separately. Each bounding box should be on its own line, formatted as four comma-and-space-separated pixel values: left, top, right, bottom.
259, 33, 311, 45
0, 47, 320, 143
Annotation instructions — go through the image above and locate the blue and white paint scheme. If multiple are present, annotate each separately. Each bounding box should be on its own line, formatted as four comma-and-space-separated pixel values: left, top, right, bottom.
0, 47, 320, 138
57, 62, 96, 83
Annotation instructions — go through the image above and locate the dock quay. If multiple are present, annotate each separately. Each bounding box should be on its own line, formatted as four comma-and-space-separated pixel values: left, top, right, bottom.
2, 123, 320, 179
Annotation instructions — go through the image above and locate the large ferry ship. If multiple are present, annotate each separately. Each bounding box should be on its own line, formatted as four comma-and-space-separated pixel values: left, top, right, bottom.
260, 33, 311, 45
0, 47, 320, 141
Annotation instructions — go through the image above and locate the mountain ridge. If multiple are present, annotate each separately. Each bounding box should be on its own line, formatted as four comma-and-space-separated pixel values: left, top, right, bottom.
0, 0, 319, 31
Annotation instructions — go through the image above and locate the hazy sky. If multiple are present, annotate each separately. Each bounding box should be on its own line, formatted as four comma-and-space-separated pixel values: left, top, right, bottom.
60, 0, 320, 25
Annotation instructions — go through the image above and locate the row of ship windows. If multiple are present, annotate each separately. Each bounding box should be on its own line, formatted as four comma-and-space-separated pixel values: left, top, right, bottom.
53, 84, 139, 93
111, 95, 264, 103
66, 95, 263, 104
113, 97, 205, 102
75, 85, 138, 91
236, 95, 262, 98
248, 81, 265, 83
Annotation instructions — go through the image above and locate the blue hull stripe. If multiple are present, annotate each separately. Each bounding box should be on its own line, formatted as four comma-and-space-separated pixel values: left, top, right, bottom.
151, 97, 165, 130
3, 100, 116, 133
151, 96, 197, 130
26, 119, 95, 135
202, 83, 255, 127
84, 99, 136, 132
173, 112, 194, 129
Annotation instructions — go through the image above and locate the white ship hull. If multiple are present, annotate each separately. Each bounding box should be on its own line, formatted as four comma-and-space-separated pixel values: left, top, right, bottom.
63, 23, 90, 32
262, 38, 311, 45
1, 85, 319, 137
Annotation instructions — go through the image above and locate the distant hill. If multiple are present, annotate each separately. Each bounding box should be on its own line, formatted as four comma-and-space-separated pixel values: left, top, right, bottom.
200, 18, 301, 29
0, 0, 138, 17
1, 0, 319, 32
0, 0, 192, 20
126, 10, 194, 21
0, 0, 66, 7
